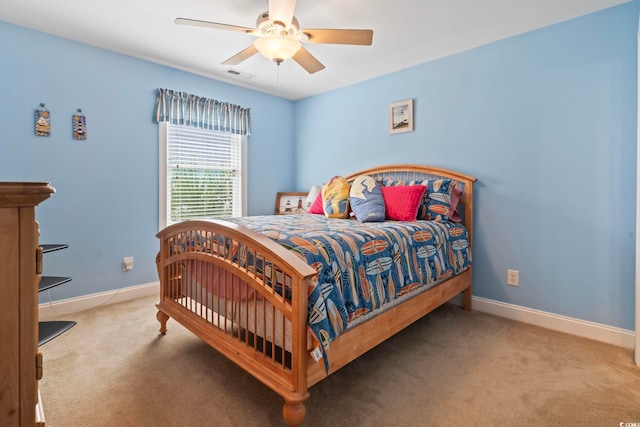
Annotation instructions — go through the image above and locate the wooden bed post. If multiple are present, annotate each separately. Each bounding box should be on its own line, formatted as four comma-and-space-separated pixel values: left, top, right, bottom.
283, 269, 314, 426
155, 248, 171, 334
156, 309, 169, 335
463, 286, 472, 311
461, 171, 475, 312
283, 399, 307, 427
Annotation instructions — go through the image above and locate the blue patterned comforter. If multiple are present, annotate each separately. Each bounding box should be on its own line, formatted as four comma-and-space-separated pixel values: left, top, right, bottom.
226, 213, 471, 368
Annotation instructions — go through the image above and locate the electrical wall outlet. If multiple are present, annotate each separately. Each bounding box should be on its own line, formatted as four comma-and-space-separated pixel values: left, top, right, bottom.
123, 256, 134, 271
507, 269, 519, 286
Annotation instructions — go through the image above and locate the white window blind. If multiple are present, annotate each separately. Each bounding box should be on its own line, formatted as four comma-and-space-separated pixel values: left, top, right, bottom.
159, 122, 245, 228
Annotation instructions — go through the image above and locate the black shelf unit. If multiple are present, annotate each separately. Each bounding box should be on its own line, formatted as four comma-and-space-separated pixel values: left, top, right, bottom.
41, 244, 68, 253
39, 276, 72, 292
38, 320, 76, 346
38, 244, 75, 346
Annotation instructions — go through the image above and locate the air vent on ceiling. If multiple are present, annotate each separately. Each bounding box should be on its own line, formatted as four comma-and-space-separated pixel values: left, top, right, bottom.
224, 69, 256, 79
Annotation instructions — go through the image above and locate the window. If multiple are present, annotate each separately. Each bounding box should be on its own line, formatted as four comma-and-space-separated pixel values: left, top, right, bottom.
159, 122, 246, 229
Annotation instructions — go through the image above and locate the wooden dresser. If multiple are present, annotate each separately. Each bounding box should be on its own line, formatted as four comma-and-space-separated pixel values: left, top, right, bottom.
0, 182, 54, 427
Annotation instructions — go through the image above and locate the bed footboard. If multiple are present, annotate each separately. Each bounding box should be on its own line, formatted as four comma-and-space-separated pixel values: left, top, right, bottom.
155, 219, 317, 426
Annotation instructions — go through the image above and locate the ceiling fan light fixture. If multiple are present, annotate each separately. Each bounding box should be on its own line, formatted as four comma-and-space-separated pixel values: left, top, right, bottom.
176, 1, 373, 74
253, 35, 301, 64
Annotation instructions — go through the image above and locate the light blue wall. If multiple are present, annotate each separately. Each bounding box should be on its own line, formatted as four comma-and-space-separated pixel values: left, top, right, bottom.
294, 2, 639, 330
1, 3, 638, 332
0, 20, 295, 302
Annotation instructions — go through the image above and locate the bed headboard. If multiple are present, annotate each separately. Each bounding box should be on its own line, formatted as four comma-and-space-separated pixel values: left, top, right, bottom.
344, 164, 477, 248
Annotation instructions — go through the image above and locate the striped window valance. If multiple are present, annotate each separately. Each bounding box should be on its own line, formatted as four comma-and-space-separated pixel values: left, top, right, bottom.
153, 88, 251, 136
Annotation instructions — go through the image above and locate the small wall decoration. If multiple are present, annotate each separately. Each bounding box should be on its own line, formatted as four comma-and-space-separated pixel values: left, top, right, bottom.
35, 103, 51, 137
72, 109, 87, 140
275, 192, 309, 215
389, 99, 414, 134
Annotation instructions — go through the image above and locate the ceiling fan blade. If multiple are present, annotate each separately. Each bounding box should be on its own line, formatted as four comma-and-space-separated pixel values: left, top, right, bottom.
292, 47, 325, 74
269, 0, 296, 27
222, 45, 259, 65
175, 17, 254, 34
304, 29, 373, 46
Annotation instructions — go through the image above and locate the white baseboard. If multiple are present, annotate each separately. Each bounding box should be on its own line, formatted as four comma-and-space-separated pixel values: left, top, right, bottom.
39, 281, 159, 320
468, 296, 635, 349
39, 285, 635, 350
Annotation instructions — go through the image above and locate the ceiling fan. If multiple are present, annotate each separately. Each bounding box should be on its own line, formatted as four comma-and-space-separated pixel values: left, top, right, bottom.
175, 0, 373, 74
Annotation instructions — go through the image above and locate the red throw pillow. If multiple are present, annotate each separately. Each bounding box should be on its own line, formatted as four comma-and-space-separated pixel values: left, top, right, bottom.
308, 192, 324, 214
380, 185, 427, 221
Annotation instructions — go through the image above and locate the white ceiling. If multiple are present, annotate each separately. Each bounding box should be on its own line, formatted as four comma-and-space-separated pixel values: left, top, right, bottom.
0, 0, 629, 100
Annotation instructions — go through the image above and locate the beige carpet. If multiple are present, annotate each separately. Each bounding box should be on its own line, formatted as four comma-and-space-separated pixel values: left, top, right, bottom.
38, 295, 640, 427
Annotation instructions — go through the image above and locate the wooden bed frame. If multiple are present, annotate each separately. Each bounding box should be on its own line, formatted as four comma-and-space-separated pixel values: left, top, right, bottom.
155, 164, 476, 426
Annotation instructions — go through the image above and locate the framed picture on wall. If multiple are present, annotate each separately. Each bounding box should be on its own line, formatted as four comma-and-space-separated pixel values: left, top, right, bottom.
389, 99, 414, 134
275, 192, 309, 215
